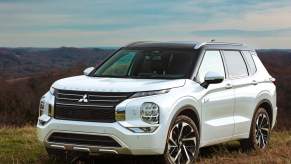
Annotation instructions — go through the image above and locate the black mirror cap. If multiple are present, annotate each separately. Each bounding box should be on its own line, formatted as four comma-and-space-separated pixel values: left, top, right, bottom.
201, 78, 224, 88
205, 78, 224, 84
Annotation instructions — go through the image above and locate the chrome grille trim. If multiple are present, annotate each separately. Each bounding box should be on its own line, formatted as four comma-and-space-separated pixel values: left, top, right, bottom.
57, 92, 128, 98
55, 102, 114, 108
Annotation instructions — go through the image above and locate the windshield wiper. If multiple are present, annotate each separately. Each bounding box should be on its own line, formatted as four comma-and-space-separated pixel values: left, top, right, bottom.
93, 75, 129, 78
131, 74, 183, 79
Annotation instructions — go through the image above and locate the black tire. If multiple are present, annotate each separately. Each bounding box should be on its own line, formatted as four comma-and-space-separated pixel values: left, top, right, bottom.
240, 107, 271, 152
163, 115, 200, 164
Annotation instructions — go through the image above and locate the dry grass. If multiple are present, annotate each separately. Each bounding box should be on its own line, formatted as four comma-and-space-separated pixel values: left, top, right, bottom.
0, 126, 290, 164
198, 131, 291, 164
0, 126, 47, 163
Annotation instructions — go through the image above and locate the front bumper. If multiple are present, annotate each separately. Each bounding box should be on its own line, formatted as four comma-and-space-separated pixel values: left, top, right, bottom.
37, 118, 166, 155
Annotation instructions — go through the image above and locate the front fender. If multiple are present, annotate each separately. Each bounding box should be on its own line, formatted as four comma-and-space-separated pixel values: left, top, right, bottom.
161, 96, 201, 152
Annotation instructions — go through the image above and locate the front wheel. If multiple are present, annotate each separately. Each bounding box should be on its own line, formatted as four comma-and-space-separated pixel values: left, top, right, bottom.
163, 115, 200, 164
240, 107, 271, 151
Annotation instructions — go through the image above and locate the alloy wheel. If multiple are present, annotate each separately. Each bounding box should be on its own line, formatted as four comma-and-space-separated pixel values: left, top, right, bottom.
255, 112, 270, 149
167, 121, 197, 164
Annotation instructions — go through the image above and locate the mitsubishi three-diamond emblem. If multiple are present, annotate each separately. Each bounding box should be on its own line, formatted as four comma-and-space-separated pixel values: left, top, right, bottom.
78, 94, 88, 103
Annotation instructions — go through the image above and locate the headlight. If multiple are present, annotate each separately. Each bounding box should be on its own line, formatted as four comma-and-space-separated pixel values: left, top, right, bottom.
39, 98, 45, 116
39, 94, 54, 117
140, 102, 159, 124
49, 87, 55, 96
131, 89, 170, 98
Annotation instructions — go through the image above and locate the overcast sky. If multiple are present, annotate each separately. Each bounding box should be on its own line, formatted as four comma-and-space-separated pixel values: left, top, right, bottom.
0, 0, 291, 48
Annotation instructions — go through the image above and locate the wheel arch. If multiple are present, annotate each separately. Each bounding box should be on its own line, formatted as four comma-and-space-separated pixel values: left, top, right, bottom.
248, 99, 274, 138
254, 99, 273, 126
169, 105, 201, 135
163, 105, 201, 154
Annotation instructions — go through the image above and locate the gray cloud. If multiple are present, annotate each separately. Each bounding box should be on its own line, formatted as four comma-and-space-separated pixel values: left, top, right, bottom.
0, 0, 291, 48
192, 28, 291, 37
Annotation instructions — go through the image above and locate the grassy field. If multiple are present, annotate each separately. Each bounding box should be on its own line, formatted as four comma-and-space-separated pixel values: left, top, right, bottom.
0, 126, 290, 164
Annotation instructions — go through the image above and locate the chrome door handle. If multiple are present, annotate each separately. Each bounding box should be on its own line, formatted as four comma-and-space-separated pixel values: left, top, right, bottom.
225, 83, 232, 89
252, 80, 258, 85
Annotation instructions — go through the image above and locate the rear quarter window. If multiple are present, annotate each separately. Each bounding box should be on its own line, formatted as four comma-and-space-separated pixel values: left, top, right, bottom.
242, 51, 257, 75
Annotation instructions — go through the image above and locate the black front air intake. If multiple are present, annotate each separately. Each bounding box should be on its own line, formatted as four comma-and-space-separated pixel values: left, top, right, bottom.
48, 132, 121, 147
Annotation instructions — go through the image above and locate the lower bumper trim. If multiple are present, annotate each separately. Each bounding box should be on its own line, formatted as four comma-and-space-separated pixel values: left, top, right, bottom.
73, 147, 90, 152
46, 142, 131, 155
50, 144, 65, 150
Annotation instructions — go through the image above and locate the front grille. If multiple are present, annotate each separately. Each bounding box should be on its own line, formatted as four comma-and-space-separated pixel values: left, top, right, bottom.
54, 89, 133, 123
48, 132, 121, 147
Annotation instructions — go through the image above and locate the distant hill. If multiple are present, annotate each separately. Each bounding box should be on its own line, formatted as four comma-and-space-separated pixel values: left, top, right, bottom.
0, 47, 115, 79
0, 47, 290, 80
257, 49, 291, 129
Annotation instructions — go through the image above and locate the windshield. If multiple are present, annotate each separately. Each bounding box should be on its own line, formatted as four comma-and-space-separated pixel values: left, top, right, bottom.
92, 48, 199, 79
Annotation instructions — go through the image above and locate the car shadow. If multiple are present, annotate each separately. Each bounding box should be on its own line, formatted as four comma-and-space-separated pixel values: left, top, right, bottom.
198, 141, 242, 159
70, 142, 243, 164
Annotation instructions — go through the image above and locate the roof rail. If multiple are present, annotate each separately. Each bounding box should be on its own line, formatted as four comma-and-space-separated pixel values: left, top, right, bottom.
125, 41, 152, 47
194, 42, 207, 49
194, 42, 243, 49
166, 41, 199, 45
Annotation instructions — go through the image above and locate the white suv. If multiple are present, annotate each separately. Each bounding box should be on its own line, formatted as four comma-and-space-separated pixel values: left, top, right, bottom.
37, 41, 277, 163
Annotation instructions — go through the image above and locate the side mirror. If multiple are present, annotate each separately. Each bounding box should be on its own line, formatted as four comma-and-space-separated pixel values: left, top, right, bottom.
83, 67, 95, 76
201, 71, 224, 88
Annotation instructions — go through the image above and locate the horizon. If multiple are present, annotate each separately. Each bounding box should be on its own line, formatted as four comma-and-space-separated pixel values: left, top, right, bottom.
1, 46, 291, 50
0, 0, 291, 48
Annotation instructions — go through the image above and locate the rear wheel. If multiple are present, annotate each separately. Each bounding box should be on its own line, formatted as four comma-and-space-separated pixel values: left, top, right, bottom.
240, 107, 271, 151
163, 115, 199, 164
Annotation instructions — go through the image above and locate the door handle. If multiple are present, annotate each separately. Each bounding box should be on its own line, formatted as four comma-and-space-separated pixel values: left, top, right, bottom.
252, 80, 258, 85
225, 83, 232, 89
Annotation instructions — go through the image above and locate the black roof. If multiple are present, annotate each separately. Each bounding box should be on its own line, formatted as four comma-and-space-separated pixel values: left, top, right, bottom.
125, 41, 253, 51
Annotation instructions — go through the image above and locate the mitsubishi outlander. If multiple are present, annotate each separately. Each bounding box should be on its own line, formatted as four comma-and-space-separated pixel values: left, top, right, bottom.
37, 41, 277, 163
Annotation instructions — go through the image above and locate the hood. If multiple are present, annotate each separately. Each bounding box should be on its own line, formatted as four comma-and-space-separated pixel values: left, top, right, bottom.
52, 75, 186, 92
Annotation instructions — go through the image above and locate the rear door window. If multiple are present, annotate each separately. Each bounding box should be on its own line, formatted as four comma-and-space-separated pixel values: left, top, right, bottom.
223, 51, 248, 78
